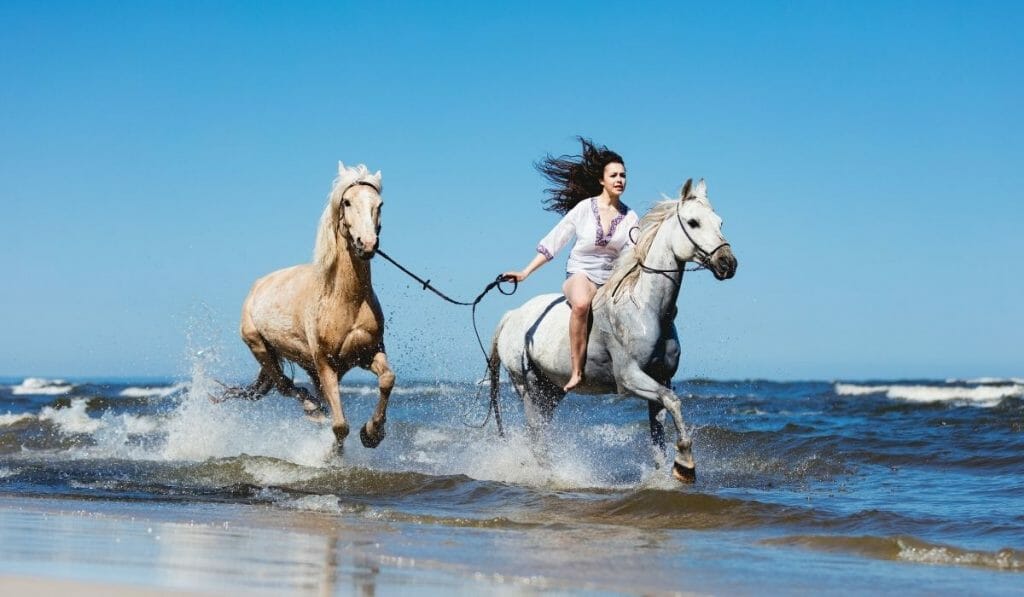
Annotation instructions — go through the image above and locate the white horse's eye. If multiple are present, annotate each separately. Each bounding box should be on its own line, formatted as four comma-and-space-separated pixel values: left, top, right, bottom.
687, 219, 700, 228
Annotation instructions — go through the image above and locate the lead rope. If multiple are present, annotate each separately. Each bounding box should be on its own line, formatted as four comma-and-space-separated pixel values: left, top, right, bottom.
375, 248, 517, 431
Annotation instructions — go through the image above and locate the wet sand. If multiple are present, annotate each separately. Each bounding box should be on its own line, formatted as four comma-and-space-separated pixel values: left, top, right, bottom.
0, 575, 218, 596
0, 495, 540, 595
3, 493, 1016, 596
1, 494, 707, 595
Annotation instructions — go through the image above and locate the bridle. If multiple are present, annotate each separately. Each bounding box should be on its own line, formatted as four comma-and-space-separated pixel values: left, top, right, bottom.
338, 179, 383, 236
612, 198, 730, 297
339, 179, 381, 198
675, 198, 731, 271
638, 198, 730, 275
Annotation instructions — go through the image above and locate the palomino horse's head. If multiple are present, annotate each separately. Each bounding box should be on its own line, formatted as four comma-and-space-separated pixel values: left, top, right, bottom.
315, 162, 383, 270
669, 178, 737, 280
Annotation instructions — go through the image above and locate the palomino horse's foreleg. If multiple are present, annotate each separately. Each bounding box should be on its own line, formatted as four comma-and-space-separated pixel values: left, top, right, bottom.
618, 362, 695, 483
360, 351, 394, 448
315, 359, 349, 448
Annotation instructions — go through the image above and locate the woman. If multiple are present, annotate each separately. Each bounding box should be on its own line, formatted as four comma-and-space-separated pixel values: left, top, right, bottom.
503, 138, 639, 392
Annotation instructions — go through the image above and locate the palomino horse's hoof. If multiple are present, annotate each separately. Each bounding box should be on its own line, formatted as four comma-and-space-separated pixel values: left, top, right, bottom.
672, 462, 696, 483
360, 422, 386, 448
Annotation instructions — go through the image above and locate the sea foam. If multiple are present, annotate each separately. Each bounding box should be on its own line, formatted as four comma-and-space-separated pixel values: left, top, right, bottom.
897, 538, 1022, 571
834, 383, 890, 396
11, 377, 73, 395
835, 382, 1022, 406
38, 398, 102, 434
0, 412, 35, 426
158, 373, 335, 467
119, 383, 188, 399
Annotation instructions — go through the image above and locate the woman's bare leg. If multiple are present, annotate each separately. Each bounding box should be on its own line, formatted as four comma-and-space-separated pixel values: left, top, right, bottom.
562, 273, 598, 392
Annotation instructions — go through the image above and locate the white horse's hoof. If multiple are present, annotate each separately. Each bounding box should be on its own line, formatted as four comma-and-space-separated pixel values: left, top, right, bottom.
672, 462, 696, 483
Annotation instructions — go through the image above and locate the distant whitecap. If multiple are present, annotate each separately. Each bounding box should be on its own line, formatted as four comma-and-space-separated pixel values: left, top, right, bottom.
11, 377, 73, 395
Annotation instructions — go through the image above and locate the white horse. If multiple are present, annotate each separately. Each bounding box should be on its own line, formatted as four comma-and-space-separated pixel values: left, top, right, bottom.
488, 179, 737, 482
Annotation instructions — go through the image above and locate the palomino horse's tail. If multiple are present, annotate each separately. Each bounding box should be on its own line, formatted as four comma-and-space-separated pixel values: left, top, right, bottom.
487, 317, 506, 437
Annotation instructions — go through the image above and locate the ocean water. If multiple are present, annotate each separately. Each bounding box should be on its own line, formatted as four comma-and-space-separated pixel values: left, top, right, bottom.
0, 373, 1022, 594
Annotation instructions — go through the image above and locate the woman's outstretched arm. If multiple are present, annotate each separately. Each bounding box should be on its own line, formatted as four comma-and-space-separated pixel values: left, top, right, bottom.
503, 252, 548, 282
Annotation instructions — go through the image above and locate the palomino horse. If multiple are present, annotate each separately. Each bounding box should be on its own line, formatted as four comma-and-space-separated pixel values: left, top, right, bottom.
228, 162, 393, 451
488, 179, 737, 482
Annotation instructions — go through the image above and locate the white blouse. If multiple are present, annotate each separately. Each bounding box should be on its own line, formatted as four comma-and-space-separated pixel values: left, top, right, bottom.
536, 197, 640, 284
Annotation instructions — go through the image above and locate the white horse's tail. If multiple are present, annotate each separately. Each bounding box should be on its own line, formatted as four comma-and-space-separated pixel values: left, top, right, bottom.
487, 316, 507, 437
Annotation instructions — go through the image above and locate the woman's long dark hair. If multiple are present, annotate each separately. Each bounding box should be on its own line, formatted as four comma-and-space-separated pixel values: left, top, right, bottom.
536, 137, 624, 215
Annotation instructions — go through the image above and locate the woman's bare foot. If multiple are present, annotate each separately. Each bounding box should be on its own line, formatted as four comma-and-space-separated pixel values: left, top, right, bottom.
563, 371, 583, 392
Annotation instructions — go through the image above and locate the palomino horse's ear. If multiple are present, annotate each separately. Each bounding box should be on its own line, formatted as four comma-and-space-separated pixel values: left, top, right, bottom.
372, 170, 382, 190
680, 178, 693, 200
694, 178, 707, 198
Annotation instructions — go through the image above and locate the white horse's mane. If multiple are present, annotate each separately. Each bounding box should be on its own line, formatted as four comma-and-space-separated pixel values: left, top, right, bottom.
595, 199, 680, 306
314, 162, 383, 285
597, 179, 713, 306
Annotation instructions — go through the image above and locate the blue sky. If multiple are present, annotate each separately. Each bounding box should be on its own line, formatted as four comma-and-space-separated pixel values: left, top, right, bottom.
1, 1, 1021, 381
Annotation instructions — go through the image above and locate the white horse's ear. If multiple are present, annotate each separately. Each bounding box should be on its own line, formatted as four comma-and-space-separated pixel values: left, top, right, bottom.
694, 178, 707, 198
680, 178, 693, 200
337, 161, 346, 174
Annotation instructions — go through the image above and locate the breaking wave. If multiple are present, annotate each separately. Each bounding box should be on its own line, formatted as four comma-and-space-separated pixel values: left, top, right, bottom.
764, 534, 1023, 572
10, 377, 74, 395
119, 383, 188, 399
835, 382, 1022, 406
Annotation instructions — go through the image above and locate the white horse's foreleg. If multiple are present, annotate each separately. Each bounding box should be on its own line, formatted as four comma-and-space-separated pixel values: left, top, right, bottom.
617, 363, 695, 482
360, 351, 393, 448
315, 359, 349, 447
648, 401, 667, 468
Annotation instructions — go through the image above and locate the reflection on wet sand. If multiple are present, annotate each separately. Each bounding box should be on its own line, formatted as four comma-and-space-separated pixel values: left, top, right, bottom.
0, 497, 440, 595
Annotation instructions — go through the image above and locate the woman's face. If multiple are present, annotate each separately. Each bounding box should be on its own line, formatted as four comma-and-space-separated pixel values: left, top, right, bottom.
601, 162, 627, 198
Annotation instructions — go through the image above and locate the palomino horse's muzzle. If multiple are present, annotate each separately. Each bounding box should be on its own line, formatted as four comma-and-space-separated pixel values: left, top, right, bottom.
352, 235, 379, 260
710, 246, 738, 281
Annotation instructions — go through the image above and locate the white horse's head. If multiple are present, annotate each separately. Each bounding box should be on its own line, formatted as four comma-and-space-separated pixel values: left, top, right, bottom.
668, 178, 737, 280
315, 162, 383, 270
599, 179, 738, 306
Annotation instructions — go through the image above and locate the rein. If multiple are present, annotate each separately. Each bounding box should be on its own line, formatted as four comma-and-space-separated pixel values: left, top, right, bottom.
375, 249, 517, 432
375, 249, 517, 360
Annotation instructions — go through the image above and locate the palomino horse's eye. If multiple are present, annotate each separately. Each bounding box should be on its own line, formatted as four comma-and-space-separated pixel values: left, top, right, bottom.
687, 219, 700, 228
343, 200, 351, 208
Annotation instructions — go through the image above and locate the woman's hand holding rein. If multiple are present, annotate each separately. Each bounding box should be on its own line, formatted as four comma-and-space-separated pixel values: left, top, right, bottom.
503, 253, 548, 284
